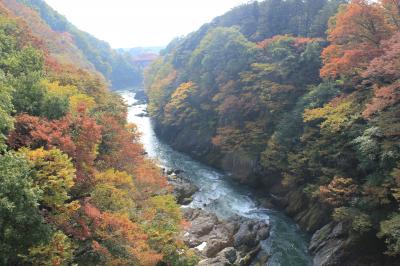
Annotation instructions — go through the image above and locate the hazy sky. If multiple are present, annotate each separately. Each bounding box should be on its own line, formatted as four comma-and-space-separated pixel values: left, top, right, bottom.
44, 0, 249, 48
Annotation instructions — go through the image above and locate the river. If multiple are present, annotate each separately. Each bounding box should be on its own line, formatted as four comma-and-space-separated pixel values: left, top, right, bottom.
121, 90, 312, 266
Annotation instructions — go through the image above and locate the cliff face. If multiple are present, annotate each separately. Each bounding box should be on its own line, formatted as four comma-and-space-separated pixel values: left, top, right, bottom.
145, 0, 400, 265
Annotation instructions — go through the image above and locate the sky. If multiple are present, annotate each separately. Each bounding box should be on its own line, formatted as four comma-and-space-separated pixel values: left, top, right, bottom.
44, 0, 250, 48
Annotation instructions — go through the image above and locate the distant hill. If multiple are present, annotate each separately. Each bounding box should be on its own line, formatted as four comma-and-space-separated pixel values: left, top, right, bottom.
117, 47, 163, 67
3, 0, 142, 89
118, 46, 164, 57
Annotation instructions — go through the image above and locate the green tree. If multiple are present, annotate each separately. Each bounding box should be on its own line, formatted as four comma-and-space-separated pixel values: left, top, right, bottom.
379, 214, 400, 256
0, 72, 14, 150
0, 152, 51, 265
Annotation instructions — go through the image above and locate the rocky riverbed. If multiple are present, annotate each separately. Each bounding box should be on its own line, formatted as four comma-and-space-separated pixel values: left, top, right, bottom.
165, 169, 270, 265
124, 91, 312, 265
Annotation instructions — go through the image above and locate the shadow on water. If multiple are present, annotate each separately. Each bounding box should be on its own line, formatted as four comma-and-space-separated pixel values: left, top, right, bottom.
120, 90, 312, 266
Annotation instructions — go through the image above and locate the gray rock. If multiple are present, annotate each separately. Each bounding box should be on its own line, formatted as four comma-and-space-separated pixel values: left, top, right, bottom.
234, 221, 258, 249
234, 219, 269, 252
309, 222, 347, 266
197, 247, 238, 266
197, 256, 231, 266
219, 247, 237, 264
168, 176, 198, 205
182, 208, 269, 265
182, 208, 218, 247
203, 223, 233, 257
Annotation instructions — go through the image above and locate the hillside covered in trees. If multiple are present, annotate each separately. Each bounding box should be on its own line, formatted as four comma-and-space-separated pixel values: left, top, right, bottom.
0, 1, 199, 265
1, 0, 143, 89
145, 0, 400, 264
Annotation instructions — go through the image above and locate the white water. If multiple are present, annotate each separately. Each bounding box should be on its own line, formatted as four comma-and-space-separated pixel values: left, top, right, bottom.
121, 90, 312, 266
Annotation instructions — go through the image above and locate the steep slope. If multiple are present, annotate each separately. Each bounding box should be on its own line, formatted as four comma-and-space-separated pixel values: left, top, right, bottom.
0, 2, 197, 265
2, 0, 142, 89
145, 0, 400, 265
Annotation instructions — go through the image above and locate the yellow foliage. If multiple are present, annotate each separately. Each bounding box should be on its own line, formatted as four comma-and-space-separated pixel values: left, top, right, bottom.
92, 169, 137, 214
69, 93, 96, 113
42, 79, 78, 97
19, 147, 76, 211
26, 231, 75, 266
303, 96, 356, 132
163, 82, 198, 124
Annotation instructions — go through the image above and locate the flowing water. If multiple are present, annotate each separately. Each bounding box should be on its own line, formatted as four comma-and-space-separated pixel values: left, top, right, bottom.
121, 90, 312, 266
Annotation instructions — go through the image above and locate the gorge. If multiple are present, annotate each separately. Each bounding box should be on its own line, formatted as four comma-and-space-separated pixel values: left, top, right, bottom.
122, 90, 312, 265
0, 0, 399, 265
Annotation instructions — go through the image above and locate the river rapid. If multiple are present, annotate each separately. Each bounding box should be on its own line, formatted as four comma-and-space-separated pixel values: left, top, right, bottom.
121, 90, 312, 266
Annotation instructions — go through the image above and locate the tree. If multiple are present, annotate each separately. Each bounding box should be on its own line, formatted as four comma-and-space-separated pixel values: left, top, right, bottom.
362, 32, 400, 118
92, 169, 136, 214
320, 0, 392, 78
11, 72, 46, 116
303, 95, 357, 133
25, 231, 75, 266
40, 92, 69, 120
70, 106, 102, 188
0, 152, 51, 265
163, 82, 199, 125
19, 148, 76, 214
319, 176, 358, 207
0, 72, 14, 150
378, 214, 400, 256
7, 114, 76, 156
381, 0, 400, 30
133, 159, 168, 198
96, 114, 143, 175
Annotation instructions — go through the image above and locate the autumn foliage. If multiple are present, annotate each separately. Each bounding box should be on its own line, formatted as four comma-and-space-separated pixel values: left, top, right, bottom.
320, 0, 393, 79
145, 0, 400, 260
0, 3, 195, 265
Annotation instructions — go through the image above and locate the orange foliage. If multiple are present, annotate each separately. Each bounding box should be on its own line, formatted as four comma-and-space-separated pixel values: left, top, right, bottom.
133, 159, 168, 198
8, 114, 75, 155
321, 0, 392, 78
8, 109, 102, 188
362, 82, 400, 118
79, 201, 162, 265
319, 176, 358, 207
97, 114, 143, 174
362, 32, 400, 118
71, 105, 102, 186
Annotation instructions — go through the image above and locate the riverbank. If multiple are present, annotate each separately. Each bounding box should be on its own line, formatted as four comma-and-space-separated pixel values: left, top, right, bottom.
122, 90, 312, 265
145, 98, 398, 266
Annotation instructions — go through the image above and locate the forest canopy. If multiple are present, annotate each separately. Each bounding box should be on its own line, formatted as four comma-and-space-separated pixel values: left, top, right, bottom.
145, 0, 400, 262
0, 1, 196, 265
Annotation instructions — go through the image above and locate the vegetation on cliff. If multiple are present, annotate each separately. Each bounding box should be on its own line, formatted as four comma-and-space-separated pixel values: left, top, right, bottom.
145, 0, 400, 262
0, 2, 197, 265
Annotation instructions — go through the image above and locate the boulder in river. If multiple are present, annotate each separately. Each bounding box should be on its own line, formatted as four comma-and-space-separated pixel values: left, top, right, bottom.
167, 172, 198, 205
182, 208, 269, 265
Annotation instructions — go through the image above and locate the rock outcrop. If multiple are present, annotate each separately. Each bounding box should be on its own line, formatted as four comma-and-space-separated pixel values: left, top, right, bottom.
182, 208, 269, 265
165, 169, 199, 205
309, 222, 396, 266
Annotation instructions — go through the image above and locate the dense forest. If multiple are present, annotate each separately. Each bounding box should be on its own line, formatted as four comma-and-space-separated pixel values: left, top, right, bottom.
145, 0, 400, 264
0, 1, 198, 265
0, 0, 143, 89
